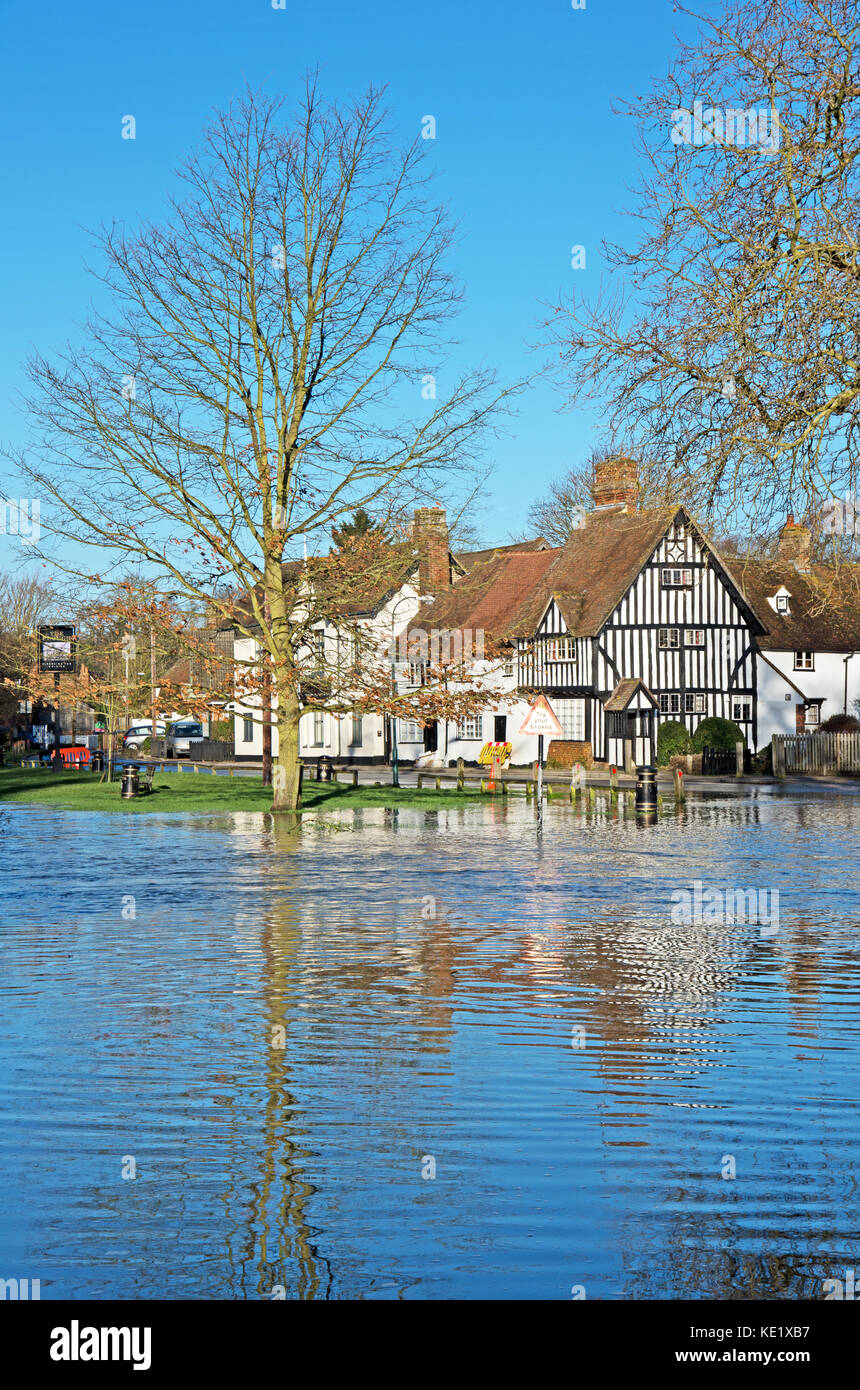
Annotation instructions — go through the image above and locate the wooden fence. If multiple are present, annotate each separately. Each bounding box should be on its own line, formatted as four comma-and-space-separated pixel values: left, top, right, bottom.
773, 731, 860, 776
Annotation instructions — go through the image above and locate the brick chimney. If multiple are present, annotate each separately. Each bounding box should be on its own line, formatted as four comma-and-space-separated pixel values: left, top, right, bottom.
590, 456, 638, 510
413, 506, 450, 592
778, 515, 811, 568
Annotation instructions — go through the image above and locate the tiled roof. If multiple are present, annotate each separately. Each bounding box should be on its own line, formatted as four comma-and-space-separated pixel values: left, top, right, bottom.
408, 547, 561, 642
412, 507, 680, 642
455, 537, 549, 571
732, 560, 860, 651
604, 678, 658, 711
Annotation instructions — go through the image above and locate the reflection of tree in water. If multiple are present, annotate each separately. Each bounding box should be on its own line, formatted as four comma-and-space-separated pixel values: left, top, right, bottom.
221, 817, 332, 1300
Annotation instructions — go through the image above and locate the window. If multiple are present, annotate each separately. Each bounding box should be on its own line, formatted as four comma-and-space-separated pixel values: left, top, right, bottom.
659, 694, 681, 714
312, 712, 325, 746
661, 567, 693, 587
457, 715, 483, 740
554, 698, 585, 741
658, 628, 680, 649
408, 661, 427, 686
242, 715, 254, 743
794, 651, 814, 670
349, 714, 363, 747
543, 636, 577, 662
312, 630, 325, 662
503, 658, 514, 677
776, 594, 789, 613
732, 701, 751, 722
684, 693, 706, 714
399, 719, 421, 743
804, 704, 820, 726
685, 629, 705, 646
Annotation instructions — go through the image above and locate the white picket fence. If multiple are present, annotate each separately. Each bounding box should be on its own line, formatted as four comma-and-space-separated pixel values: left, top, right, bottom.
773, 731, 860, 776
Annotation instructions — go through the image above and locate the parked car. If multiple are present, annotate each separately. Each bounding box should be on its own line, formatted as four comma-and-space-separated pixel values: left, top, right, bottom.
166, 721, 204, 757
123, 721, 167, 751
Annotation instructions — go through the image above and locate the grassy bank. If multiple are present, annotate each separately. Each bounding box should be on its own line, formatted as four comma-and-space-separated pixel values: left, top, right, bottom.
0, 766, 493, 814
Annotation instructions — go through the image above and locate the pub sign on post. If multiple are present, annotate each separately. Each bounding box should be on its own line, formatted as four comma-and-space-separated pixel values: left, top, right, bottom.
38, 624, 77, 673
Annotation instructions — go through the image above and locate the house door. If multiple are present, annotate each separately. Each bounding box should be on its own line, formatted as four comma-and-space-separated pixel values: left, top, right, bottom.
494, 715, 507, 743
628, 710, 654, 767
423, 723, 438, 753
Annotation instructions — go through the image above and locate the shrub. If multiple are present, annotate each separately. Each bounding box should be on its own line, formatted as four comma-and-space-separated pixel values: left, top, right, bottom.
820, 713, 860, 733
656, 720, 692, 766
691, 717, 746, 752
209, 717, 234, 741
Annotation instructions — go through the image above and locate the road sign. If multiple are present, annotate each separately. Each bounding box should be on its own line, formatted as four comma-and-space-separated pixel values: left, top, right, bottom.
38, 625, 76, 673
519, 693, 564, 738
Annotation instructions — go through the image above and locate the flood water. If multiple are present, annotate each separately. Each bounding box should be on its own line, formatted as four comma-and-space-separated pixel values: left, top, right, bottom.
1, 786, 859, 1300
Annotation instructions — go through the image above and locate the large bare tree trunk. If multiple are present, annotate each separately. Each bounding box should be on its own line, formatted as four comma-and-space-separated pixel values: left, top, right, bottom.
272, 684, 301, 812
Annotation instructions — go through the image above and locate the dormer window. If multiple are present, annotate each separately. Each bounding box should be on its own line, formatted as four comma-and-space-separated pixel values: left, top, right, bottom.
767, 585, 791, 616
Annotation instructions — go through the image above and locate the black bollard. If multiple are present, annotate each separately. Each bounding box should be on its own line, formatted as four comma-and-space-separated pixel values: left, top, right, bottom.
121, 764, 140, 799
634, 764, 658, 813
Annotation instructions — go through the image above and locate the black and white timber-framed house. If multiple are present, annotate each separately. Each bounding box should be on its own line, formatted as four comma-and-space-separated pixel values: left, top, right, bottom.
410, 457, 768, 768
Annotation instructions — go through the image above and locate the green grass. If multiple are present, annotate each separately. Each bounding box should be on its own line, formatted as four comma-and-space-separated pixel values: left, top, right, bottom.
0, 765, 493, 814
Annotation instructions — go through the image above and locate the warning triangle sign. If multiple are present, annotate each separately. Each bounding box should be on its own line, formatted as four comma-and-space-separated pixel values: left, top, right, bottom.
519, 693, 564, 738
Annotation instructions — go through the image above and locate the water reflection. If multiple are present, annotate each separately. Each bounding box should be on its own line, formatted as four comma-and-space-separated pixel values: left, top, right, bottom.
1, 789, 859, 1298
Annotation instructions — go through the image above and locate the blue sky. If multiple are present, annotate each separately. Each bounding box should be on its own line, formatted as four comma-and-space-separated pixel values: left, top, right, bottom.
0, 0, 697, 550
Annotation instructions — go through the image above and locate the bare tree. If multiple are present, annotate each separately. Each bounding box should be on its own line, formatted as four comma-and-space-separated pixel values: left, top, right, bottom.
11, 81, 514, 810
550, 0, 860, 536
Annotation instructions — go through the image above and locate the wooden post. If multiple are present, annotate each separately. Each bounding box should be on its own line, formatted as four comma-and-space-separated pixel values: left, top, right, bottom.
773, 736, 785, 779
735, 741, 744, 778
352, 769, 358, 787
546, 782, 553, 800
525, 779, 532, 802
457, 756, 464, 792
297, 762, 303, 808
332, 768, 338, 784
417, 773, 424, 788
501, 775, 507, 795
673, 767, 685, 804
610, 765, 618, 800
435, 776, 441, 791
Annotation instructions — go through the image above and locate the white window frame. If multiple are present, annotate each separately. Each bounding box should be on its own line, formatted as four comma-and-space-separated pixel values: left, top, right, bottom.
804, 704, 820, 726
456, 714, 483, 740
242, 715, 255, 743
732, 700, 752, 722
399, 719, 421, 743
775, 594, 790, 613
684, 693, 706, 713
543, 636, 577, 663
661, 567, 693, 587
659, 693, 681, 714
408, 660, 427, 686
794, 651, 815, 670
312, 712, 325, 746
658, 628, 680, 649
349, 714, 363, 747
685, 629, 705, 646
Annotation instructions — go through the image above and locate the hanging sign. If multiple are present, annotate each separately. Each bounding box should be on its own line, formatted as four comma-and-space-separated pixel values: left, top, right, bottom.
38, 624, 77, 673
